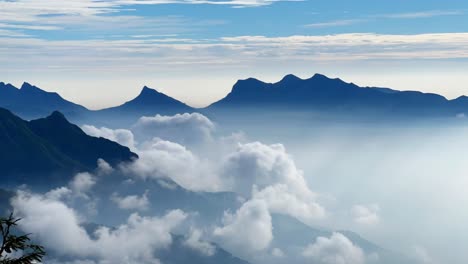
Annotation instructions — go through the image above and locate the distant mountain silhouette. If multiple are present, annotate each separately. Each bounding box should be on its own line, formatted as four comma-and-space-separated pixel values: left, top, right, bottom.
207, 73, 468, 118
0, 108, 137, 183
272, 214, 413, 264
4, 75, 468, 123
95, 86, 194, 125
159, 235, 250, 264
0, 82, 89, 120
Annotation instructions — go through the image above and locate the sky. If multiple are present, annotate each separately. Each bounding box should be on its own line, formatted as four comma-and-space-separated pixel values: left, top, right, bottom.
2, 0, 468, 109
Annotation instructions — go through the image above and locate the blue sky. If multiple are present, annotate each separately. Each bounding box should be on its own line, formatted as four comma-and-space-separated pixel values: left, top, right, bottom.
2, 0, 468, 108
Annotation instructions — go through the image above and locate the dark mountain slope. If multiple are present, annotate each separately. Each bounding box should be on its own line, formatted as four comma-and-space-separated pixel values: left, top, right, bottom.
0, 108, 81, 178
29, 111, 137, 168
158, 235, 250, 264
0, 82, 89, 120
207, 73, 460, 117
95, 86, 194, 126
0, 108, 137, 184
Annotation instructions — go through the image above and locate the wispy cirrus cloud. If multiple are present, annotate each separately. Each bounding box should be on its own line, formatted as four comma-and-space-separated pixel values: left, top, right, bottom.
379, 10, 463, 19
0, 0, 286, 38
3, 32, 468, 75
304, 19, 364, 28
0, 0, 292, 24
305, 10, 464, 28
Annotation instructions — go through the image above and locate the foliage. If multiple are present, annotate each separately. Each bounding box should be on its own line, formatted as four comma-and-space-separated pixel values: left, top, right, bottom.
0, 213, 45, 264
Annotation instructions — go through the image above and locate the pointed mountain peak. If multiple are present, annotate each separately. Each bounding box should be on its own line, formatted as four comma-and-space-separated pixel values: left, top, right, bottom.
309, 73, 349, 86
139, 85, 163, 95
233, 77, 265, 87
43, 111, 71, 125
48, 110, 66, 119
0, 82, 17, 90
117, 85, 192, 110
20, 82, 44, 92
311, 73, 331, 80
455, 95, 468, 100
280, 74, 301, 82
278, 74, 302, 85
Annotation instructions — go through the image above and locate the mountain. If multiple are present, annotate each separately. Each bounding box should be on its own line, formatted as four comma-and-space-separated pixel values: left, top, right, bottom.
0, 82, 89, 120
95, 86, 194, 126
0, 108, 137, 184
5, 75, 468, 124
158, 235, 250, 264
271, 214, 413, 264
207, 73, 468, 118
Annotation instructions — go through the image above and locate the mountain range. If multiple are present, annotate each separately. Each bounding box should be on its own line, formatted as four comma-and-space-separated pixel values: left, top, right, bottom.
2, 74, 468, 125
0, 108, 137, 183
208, 73, 468, 117
0, 82, 88, 120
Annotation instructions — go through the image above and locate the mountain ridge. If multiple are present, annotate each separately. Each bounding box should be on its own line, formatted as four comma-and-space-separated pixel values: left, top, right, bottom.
206, 73, 462, 118
4, 74, 468, 122
0, 108, 138, 183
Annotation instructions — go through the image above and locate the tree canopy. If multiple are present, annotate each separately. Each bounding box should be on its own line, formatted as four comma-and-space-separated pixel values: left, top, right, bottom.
0, 213, 45, 264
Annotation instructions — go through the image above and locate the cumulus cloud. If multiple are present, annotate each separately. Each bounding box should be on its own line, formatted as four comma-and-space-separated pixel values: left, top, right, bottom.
11, 190, 187, 264
69, 172, 96, 197
45, 186, 73, 201
111, 190, 150, 211
412, 245, 435, 264
253, 184, 325, 225
302, 232, 365, 264
11, 190, 94, 256
351, 204, 380, 225
221, 142, 325, 224
121, 138, 223, 192
213, 199, 272, 256
133, 113, 215, 145
82, 125, 136, 150
271, 248, 285, 257
96, 158, 114, 175
222, 142, 314, 198
183, 228, 216, 256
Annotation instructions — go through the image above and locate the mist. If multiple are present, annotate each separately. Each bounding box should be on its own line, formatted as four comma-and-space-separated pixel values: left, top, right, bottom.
3, 111, 468, 264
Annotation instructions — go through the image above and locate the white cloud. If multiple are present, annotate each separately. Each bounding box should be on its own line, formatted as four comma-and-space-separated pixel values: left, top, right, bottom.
302, 232, 365, 264
222, 142, 313, 198
45, 186, 73, 201
351, 204, 380, 225
122, 138, 223, 192
69, 172, 96, 197
11, 190, 94, 256
253, 184, 325, 225
11, 190, 187, 263
0, 0, 291, 24
82, 125, 136, 150
271, 248, 285, 257
220, 142, 325, 224
133, 113, 215, 145
124, 139, 325, 226
213, 199, 272, 256
4, 32, 468, 78
183, 228, 216, 256
412, 245, 435, 264
304, 10, 462, 29
111, 190, 150, 211
379, 10, 463, 19
96, 158, 114, 175
304, 19, 364, 28
82, 121, 325, 230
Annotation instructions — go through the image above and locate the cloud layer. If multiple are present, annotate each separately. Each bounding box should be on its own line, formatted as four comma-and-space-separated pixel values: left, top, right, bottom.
302, 233, 366, 264
11, 190, 187, 264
